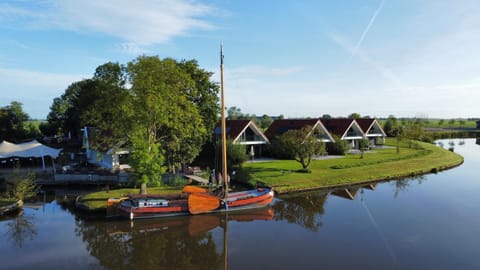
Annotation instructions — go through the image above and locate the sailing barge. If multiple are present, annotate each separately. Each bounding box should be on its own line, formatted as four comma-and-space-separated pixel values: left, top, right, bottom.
113, 187, 274, 220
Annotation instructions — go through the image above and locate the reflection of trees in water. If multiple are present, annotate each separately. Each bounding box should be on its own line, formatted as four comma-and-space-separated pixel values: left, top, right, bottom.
274, 191, 328, 232
392, 176, 426, 198
75, 217, 223, 270
4, 211, 37, 248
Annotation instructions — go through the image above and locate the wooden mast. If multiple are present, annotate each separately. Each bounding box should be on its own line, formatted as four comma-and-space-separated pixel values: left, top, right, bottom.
221, 45, 229, 270
220, 44, 228, 199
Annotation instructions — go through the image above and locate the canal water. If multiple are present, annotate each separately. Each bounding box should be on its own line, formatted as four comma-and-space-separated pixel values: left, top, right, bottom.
1, 138, 479, 270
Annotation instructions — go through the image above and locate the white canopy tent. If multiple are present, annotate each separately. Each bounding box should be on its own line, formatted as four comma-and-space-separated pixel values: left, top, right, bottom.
0, 140, 62, 170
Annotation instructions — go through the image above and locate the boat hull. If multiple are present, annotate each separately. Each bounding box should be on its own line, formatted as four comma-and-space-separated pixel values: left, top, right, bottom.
116, 188, 274, 220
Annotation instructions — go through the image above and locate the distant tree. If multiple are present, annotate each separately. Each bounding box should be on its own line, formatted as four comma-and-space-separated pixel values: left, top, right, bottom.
448, 119, 456, 127
459, 119, 466, 128
383, 115, 399, 137
348, 113, 361, 119
278, 114, 285, 120
438, 119, 445, 127
44, 79, 99, 140
225, 139, 247, 171
403, 119, 424, 148
321, 114, 332, 119
279, 126, 325, 171
24, 122, 41, 139
0, 101, 30, 142
227, 106, 243, 120
259, 114, 273, 129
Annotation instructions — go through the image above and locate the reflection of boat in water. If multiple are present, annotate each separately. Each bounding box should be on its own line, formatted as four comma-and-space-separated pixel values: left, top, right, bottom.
109, 44, 274, 220
107, 207, 274, 236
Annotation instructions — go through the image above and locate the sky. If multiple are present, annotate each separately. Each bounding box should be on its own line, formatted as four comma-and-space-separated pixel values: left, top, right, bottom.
1, 0, 479, 120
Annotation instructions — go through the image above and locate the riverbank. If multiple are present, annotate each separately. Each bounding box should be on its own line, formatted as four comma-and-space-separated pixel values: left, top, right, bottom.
242, 139, 463, 194
0, 199, 23, 216
77, 139, 463, 212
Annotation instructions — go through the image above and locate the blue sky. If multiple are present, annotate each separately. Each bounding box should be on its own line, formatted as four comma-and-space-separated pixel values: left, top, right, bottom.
1, 0, 479, 119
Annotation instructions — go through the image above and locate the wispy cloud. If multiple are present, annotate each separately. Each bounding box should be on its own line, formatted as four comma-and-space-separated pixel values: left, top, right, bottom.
329, 31, 403, 87
0, 0, 218, 53
353, 0, 385, 54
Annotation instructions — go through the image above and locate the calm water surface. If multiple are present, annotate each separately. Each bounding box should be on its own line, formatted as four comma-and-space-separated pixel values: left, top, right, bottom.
1, 139, 480, 270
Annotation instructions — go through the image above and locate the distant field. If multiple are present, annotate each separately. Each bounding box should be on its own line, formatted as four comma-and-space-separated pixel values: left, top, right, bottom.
378, 119, 478, 129
25, 120, 46, 129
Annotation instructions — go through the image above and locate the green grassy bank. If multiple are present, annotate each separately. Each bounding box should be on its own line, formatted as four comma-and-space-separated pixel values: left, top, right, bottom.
242, 139, 463, 194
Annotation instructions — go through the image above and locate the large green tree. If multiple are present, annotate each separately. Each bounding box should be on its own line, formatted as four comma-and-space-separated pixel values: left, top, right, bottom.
177, 59, 220, 137
126, 56, 208, 180
82, 63, 130, 150
44, 79, 98, 139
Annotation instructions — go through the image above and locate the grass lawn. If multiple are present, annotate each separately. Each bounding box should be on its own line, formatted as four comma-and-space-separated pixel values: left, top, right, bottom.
78, 186, 183, 211
242, 139, 463, 193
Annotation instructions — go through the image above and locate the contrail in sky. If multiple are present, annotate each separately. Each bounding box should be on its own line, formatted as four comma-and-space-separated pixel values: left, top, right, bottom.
353, 0, 385, 54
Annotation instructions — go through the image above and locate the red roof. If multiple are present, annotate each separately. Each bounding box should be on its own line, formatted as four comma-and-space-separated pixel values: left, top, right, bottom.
264, 119, 319, 138
214, 120, 268, 142
355, 119, 375, 133
320, 119, 355, 138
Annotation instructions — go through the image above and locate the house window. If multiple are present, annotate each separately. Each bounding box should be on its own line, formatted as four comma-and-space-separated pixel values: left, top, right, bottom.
239, 128, 261, 142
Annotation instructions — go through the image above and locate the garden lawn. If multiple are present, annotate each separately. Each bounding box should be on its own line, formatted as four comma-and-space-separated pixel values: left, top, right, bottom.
78, 186, 183, 211
243, 139, 463, 194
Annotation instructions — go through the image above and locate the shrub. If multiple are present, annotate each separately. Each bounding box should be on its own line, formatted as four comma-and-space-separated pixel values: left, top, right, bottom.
327, 136, 350, 155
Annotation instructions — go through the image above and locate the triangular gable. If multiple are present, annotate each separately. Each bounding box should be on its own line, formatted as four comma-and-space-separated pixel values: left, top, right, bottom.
321, 119, 365, 140
214, 120, 269, 144
344, 121, 365, 139
310, 121, 335, 142
232, 120, 270, 144
355, 119, 386, 137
